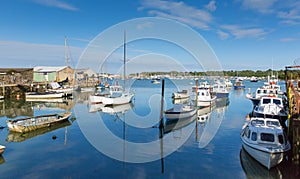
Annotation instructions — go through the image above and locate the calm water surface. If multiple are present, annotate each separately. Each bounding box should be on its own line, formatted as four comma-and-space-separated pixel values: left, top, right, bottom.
0, 79, 299, 178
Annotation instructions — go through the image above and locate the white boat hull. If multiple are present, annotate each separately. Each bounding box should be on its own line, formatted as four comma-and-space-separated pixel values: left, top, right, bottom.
26, 92, 64, 99
102, 93, 134, 106
197, 97, 216, 107
89, 95, 105, 104
242, 142, 284, 169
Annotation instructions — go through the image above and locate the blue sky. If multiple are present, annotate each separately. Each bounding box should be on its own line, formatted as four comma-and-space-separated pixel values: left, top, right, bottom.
1, 0, 300, 73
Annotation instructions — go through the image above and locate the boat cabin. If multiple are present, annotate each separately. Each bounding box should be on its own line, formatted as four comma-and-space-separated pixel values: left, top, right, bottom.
258, 96, 284, 108
242, 118, 288, 147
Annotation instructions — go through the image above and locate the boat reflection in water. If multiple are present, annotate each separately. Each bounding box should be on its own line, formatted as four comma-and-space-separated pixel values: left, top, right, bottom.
89, 103, 105, 113
172, 97, 190, 105
0, 155, 5, 165
197, 97, 229, 148
164, 114, 197, 134
101, 103, 134, 115
6, 120, 71, 142
240, 147, 283, 178
89, 102, 134, 114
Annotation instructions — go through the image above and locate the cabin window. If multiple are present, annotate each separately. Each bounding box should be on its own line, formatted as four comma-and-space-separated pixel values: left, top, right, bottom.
251, 119, 265, 126
266, 120, 280, 127
273, 99, 281, 105
261, 133, 274, 142
278, 134, 284, 144
251, 132, 257, 141
245, 127, 250, 138
201, 92, 205, 96
257, 90, 261, 94
263, 90, 267, 94
263, 98, 271, 104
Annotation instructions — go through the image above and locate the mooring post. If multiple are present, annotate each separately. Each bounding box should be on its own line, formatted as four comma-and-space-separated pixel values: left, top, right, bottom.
159, 79, 165, 129
195, 79, 198, 108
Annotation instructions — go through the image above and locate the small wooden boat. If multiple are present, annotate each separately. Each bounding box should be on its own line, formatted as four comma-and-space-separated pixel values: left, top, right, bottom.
26, 91, 64, 99
6, 112, 72, 133
241, 117, 290, 169
6, 120, 71, 142
0, 145, 5, 155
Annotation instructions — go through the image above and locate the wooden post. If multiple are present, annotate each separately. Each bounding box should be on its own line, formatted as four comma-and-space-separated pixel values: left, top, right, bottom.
2, 82, 4, 97
159, 79, 165, 129
195, 79, 198, 108
158, 79, 165, 173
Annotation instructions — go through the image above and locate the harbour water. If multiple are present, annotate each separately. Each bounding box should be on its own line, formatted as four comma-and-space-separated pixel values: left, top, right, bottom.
0, 79, 300, 178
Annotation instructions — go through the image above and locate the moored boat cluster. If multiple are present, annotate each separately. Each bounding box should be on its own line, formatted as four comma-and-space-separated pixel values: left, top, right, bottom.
242, 75, 290, 169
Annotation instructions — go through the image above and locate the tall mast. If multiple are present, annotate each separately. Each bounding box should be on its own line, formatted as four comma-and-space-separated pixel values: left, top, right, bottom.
65, 36, 69, 67
123, 30, 126, 91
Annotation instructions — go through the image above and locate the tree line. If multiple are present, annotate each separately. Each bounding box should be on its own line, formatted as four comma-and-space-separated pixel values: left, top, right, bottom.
136, 69, 289, 79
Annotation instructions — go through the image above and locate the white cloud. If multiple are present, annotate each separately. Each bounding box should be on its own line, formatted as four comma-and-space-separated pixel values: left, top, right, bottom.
32, 0, 79, 11
0, 40, 82, 68
240, 0, 277, 14
221, 25, 268, 39
279, 37, 299, 42
148, 10, 210, 30
205, 0, 216, 12
139, 0, 213, 30
217, 30, 229, 40
277, 2, 300, 25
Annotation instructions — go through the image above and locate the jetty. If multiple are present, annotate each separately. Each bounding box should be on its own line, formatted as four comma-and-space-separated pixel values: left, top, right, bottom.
285, 65, 300, 164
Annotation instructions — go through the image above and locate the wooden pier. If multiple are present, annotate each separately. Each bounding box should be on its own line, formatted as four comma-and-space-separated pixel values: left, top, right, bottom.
285, 65, 300, 165
285, 66, 300, 121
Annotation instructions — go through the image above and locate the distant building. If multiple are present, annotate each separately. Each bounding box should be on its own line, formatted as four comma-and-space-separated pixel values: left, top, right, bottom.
0, 68, 33, 84
75, 68, 98, 81
33, 66, 74, 83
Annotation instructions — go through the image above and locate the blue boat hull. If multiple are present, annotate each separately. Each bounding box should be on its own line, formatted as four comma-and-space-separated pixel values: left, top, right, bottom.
234, 86, 245, 90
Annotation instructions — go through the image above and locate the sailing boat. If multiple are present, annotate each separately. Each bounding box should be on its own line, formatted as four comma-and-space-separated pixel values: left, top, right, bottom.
102, 31, 134, 106
49, 36, 79, 95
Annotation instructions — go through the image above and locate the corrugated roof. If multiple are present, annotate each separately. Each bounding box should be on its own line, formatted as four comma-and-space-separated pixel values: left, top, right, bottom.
34, 66, 68, 72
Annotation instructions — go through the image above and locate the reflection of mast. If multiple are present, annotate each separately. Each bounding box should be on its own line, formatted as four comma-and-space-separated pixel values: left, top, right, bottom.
123, 113, 126, 171
195, 79, 199, 141
64, 126, 68, 145
159, 79, 165, 173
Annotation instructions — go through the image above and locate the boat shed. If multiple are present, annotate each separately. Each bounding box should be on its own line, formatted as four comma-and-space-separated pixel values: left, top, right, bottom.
33, 66, 74, 83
